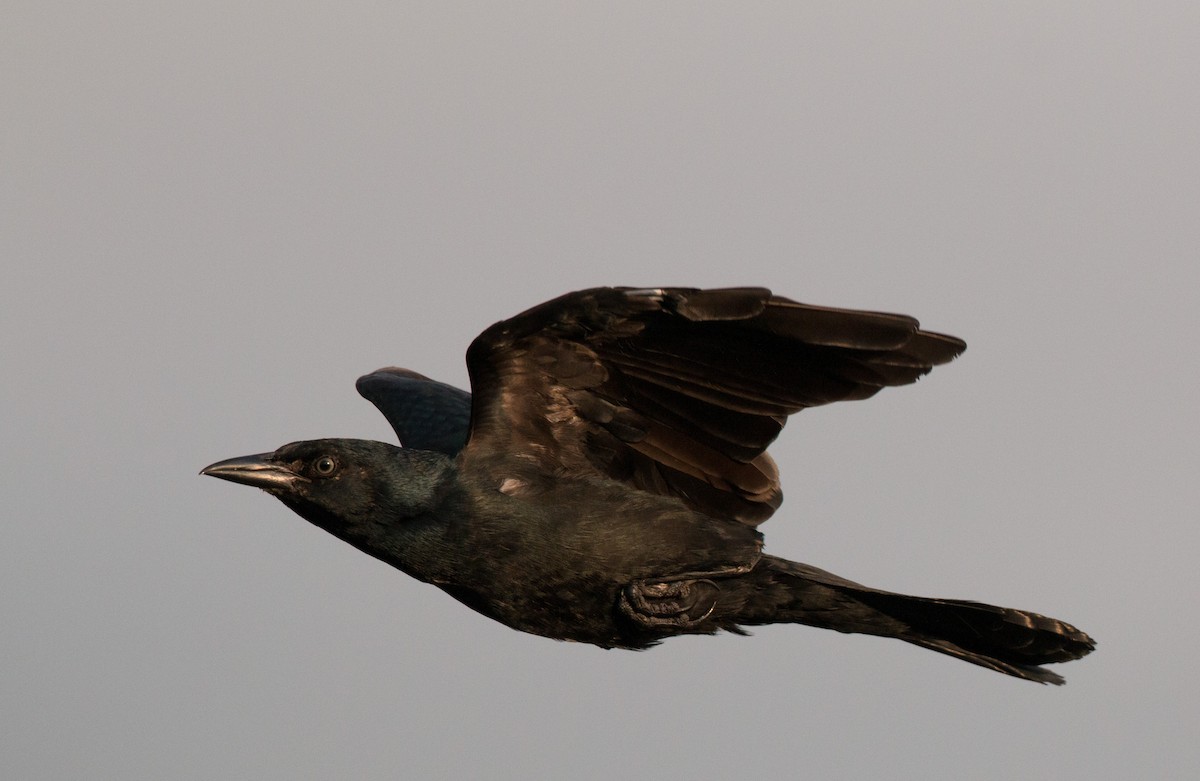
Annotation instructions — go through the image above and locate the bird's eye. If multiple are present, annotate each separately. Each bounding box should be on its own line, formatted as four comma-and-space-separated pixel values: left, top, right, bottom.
313, 455, 339, 477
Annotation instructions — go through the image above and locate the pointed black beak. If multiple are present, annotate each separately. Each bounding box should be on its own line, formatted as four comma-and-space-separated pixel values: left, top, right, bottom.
200, 453, 308, 492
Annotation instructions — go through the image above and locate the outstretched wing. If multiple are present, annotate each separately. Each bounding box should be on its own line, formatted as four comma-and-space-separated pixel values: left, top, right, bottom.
461, 287, 965, 526
356, 367, 472, 456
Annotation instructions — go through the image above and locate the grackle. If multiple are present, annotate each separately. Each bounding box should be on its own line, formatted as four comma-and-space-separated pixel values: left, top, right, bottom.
203, 287, 1094, 683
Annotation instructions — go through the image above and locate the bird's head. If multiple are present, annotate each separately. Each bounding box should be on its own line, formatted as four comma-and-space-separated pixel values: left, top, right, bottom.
201, 438, 456, 547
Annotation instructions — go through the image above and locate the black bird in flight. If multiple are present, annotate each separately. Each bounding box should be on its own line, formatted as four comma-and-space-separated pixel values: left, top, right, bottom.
203, 287, 1094, 683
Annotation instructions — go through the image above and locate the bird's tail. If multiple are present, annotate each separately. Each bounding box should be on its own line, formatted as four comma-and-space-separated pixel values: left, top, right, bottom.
736, 556, 1096, 684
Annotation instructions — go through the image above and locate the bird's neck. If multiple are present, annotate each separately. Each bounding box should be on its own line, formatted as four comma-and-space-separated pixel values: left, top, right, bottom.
363, 493, 472, 586
340, 450, 470, 585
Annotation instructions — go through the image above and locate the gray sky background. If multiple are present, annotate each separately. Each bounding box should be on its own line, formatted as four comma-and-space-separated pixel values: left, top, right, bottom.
4, 3, 1197, 779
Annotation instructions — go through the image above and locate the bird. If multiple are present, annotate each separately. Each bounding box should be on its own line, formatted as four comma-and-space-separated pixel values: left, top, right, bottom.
202, 286, 1095, 684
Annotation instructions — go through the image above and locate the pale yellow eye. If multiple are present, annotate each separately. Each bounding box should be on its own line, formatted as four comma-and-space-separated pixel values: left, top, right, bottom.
313, 456, 338, 477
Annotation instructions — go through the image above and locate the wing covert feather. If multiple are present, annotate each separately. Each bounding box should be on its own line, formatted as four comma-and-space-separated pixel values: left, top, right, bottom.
461, 287, 964, 526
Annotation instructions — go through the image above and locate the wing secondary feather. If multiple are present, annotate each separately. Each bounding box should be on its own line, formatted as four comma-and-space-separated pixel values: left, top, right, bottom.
461, 287, 964, 525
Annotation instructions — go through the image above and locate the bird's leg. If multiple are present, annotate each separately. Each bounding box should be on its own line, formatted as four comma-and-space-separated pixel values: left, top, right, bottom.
618, 563, 753, 628
620, 579, 720, 627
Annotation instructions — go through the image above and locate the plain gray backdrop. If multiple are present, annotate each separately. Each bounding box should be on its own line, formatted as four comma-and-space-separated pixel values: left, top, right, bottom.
4, 3, 1196, 779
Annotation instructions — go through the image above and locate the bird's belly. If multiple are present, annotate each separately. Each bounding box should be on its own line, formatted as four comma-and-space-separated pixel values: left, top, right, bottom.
437, 570, 634, 648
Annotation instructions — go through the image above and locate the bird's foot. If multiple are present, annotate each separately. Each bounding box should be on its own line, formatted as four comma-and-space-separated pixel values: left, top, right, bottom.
619, 578, 720, 628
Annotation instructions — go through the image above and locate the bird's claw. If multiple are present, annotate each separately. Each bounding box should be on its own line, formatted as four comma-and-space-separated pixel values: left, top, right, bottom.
619, 578, 720, 628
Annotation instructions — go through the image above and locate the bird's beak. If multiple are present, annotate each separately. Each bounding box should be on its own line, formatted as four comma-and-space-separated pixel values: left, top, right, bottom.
200, 453, 308, 491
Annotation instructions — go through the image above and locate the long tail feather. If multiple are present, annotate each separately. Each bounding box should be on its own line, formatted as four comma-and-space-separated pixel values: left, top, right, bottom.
736, 557, 1096, 684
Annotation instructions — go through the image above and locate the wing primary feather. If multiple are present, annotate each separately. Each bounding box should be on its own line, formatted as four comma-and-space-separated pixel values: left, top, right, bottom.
460, 286, 965, 526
